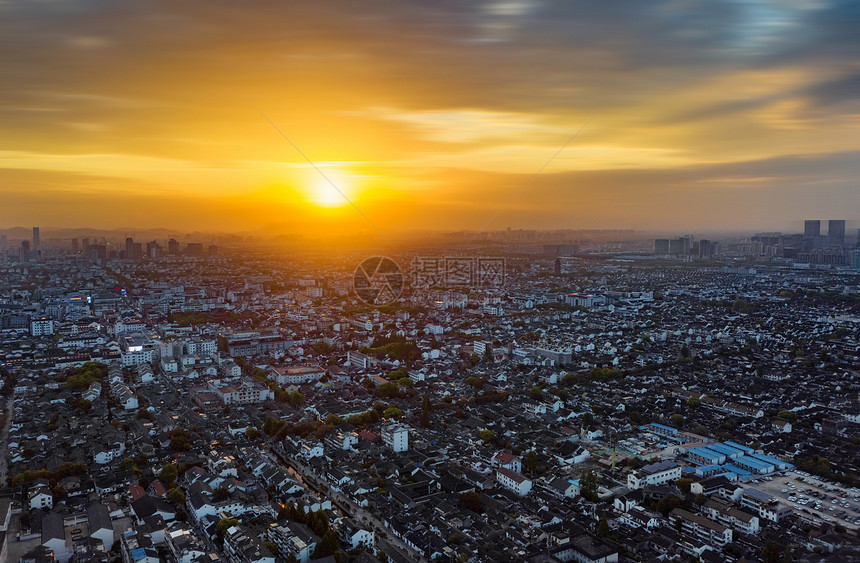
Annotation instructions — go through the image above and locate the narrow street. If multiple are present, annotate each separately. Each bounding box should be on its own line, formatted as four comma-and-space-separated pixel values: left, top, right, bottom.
0, 392, 15, 486
270, 447, 427, 562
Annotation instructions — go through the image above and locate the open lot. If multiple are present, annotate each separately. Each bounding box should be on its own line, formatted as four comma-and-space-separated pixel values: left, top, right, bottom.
5, 513, 41, 563
755, 470, 860, 530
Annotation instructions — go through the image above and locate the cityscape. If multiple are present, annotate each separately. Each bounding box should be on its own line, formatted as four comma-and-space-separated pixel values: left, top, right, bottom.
2, 2, 859, 563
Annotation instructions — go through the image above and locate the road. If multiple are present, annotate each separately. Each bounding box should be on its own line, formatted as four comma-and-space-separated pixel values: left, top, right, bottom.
0, 392, 14, 486
270, 447, 427, 562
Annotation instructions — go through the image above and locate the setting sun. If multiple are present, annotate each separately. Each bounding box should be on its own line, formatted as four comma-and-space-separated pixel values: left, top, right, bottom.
309, 175, 350, 209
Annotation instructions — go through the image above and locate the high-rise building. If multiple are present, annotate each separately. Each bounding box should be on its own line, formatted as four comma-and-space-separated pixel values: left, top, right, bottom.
828, 220, 845, 247
20, 240, 30, 262
168, 238, 180, 255
125, 237, 136, 260
32, 227, 40, 253
804, 220, 820, 238
81, 238, 90, 255
654, 239, 669, 254
88, 244, 107, 264
71, 238, 79, 252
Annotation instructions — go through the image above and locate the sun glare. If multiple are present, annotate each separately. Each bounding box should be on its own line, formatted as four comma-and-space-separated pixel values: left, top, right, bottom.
309, 175, 351, 208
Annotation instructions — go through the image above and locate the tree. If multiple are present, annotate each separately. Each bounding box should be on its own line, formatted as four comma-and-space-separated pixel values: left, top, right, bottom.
529, 385, 544, 400
383, 407, 403, 420
525, 450, 538, 473
213, 486, 230, 502
670, 413, 684, 428
169, 430, 192, 452
464, 376, 484, 390
478, 429, 494, 444
686, 397, 701, 408
447, 532, 465, 545
675, 478, 693, 493
680, 344, 690, 358
778, 410, 798, 422
167, 487, 186, 505
459, 491, 483, 513
656, 495, 681, 515
216, 517, 238, 537
581, 412, 594, 426
580, 471, 599, 502
597, 515, 609, 537
761, 540, 780, 563
263, 541, 279, 557
159, 464, 178, 486
313, 530, 338, 558
388, 368, 408, 381
378, 382, 399, 399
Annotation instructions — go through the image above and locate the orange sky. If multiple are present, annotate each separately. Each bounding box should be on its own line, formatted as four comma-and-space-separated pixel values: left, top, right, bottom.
1, 1, 858, 237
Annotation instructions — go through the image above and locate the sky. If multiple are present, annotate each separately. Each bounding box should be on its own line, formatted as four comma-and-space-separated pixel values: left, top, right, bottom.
1, 0, 858, 237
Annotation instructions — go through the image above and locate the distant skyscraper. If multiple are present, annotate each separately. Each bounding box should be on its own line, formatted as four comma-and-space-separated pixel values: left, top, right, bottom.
82, 238, 90, 254
71, 238, 79, 252
828, 220, 845, 247
125, 237, 135, 260
88, 244, 107, 265
654, 239, 669, 255
804, 220, 820, 237
168, 238, 180, 255
186, 242, 203, 256
20, 240, 30, 262
32, 227, 40, 253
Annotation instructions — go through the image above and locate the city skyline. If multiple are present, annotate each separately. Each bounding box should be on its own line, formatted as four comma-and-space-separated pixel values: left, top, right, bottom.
2, 1, 858, 235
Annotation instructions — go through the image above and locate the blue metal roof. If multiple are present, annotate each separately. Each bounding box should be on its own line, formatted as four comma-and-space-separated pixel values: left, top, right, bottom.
648, 423, 678, 434
706, 443, 745, 456
722, 441, 754, 453
735, 455, 771, 470
687, 446, 725, 461
721, 464, 752, 477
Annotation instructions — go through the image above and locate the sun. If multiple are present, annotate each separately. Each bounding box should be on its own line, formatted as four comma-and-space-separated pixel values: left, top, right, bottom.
308, 175, 351, 209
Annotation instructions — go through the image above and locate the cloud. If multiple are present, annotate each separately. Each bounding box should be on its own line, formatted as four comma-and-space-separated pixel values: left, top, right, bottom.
0, 0, 856, 231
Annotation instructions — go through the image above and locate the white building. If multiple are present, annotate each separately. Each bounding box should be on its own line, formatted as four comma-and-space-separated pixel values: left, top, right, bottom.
381, 423, 409, 453
121, 349, 153, 367
496, 467, 532, 496
30, 318, 55, 337
627, 460, 682, 490
271, 365, 325, 385
208, 378, 274, 405
29, 485, 53, 509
